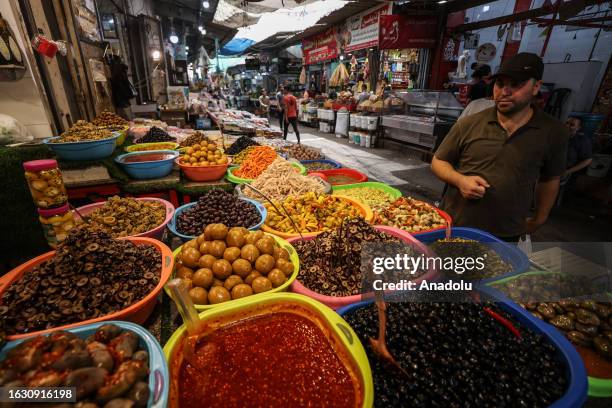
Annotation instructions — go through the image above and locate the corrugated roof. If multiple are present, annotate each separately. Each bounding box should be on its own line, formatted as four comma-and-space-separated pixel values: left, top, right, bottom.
243, 31, 298, 54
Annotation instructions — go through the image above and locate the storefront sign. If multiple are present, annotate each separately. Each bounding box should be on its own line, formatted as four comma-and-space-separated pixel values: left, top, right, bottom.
302, 27, 338, 65
339, 3, 392, 53
379, 15, 438, 50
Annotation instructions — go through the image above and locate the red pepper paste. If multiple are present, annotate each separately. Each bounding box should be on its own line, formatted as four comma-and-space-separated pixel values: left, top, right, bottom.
575, 345, 612, 379
177, 312, 360, 407
123, 153, 173, 163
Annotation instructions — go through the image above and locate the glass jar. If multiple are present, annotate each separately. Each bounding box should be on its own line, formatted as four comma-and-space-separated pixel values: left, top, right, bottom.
38, 204, 78, 248
23, 159, 68, 209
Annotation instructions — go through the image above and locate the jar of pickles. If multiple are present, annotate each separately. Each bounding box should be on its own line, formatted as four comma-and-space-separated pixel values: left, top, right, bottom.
38, 204, 78, 248
23, 159, 68, 209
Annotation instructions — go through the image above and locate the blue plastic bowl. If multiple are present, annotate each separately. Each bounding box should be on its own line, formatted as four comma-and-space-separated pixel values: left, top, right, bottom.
43, 132, 120, 161
300, 159, 343, 170
413, 227, 529, 283
115, 150, 179, 180
0, 321, 169, 408
337, 289, 588, 408
168, 197, 267, 241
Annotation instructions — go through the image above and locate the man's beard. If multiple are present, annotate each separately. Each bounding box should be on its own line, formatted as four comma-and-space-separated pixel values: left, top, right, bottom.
495, 97, 531, 116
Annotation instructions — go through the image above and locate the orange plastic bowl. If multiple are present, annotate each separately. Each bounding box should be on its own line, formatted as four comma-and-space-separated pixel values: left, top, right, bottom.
261, 195, 373, 239
0, 237, 174, 341
176, 157, 230, 182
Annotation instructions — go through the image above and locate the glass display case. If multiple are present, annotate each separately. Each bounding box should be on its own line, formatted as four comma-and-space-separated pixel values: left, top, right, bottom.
381, 90, 463, 152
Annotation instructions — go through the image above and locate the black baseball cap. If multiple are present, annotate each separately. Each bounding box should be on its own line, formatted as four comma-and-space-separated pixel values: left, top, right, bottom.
492, 52, 544, 81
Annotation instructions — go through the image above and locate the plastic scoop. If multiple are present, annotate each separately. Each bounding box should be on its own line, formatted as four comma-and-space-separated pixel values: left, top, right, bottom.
165, 278, 204, 365
369, 290, 409, 379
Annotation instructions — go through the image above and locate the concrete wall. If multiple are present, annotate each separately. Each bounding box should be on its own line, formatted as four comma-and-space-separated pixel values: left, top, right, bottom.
0, 1, 53, 139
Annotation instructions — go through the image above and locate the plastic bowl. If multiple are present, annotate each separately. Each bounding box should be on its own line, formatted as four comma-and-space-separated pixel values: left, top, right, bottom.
288, 225, 439, 310
416, 227, 529, 282
485, 271, 612, 397
333, 181, 403, 201
0, 237, 174, 341
115, 150, 179, 180
226, 161, 307, 184
261, 195, 373, 240
177, 158, 230, 182
167, 198, 267, 241
43, 133, 120, 161
74, 197, 175, 240
301, 159, 343, 171
125, 142, 179, 152
312, 168, 368, 185
165, 233, 299, 311
0, 321, 169, 408
105, 125, 129, 146
337, 288, 588, 408
163, 293, 373, 407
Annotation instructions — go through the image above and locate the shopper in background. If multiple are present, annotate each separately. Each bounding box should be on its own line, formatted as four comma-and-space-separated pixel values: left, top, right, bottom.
467, 64, 491, 103
458, 78, 495, 120
431, 53, 569, 241
283, 87, 300, 144
276, 85, 285, 131
258, 89, 270, 120
563, 116, 592, 179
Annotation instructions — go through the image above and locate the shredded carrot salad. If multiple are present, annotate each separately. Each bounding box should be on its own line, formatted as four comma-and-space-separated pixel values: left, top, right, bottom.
234, 146, 277, 179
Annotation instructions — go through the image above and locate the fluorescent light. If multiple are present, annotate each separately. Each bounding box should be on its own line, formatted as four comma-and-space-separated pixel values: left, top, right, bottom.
437, 0, 447, 3
483, 5, 490, 12
202, 1, 210, 9
169, 34, 179, 44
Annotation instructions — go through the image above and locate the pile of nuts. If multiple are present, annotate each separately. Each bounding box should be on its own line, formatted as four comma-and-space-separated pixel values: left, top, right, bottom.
280, 144, 323, 161
53, 121, 112, 143
80, 196, 166, 238
176, 190, 261, 237
135, 127, 176, 144
344, 301, 569, 407
175, 224, 295, 305
0, 229, 161, 335
179, 132, 212, 147
0, 324, 151, 406
92, 110, 128, 130
294, 219, 426, 296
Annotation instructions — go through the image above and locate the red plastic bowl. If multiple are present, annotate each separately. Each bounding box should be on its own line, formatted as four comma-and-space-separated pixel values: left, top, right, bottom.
310, 168, 368, 185
288, 225, 439, 310
0, 237, 174, 341
75, 197, 174, 240
177, 157, 230, 182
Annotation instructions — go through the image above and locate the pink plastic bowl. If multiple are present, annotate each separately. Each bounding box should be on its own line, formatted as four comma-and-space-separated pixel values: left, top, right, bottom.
75, 197, 175, 240
288, 225, 439, 310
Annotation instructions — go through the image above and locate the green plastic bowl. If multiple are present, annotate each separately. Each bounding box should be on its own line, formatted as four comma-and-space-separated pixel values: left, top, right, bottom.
163, 293, 373, 408
226, 161, 307, 184
165, 233, 299, 311
487, 270, 612, 397
332, 181, 402, 201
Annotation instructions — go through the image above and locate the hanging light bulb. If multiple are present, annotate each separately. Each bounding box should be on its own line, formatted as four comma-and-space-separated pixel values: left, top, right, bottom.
202, 1, 210, 9
200, 27, 207, 35
169, 34, 179, 44
198, 25, 203, 31
151, 50, 161, 61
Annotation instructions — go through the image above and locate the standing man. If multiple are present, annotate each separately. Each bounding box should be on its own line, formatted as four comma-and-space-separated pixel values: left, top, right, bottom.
431, 53, 569, 241
564, 116, 593, 178
258, 89, 270, 120
283, 87, 301, 144
276, 85, 285, 131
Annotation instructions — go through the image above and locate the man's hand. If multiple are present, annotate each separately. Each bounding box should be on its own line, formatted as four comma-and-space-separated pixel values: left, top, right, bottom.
525, 216, 545, 234
458, 175, 490, 199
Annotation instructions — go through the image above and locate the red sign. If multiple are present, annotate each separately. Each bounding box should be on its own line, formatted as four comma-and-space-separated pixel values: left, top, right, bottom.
379, 15, 438, 50
302, 27, 338, 65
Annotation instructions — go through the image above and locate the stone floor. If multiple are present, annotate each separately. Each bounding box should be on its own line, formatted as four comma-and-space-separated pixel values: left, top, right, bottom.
282, 123, 612, 243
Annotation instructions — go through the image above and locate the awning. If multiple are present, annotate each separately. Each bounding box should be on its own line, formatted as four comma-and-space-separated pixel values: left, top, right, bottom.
219, 38, 256, 55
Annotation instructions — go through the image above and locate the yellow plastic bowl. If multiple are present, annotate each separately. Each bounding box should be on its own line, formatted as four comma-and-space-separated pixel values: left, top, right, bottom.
165, 233, 299, 311
163, 292, 373, 408
261, 195, 374, 239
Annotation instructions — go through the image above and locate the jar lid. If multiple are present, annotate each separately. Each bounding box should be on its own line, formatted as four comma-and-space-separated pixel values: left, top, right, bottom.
23, 159, 58, 172
38, 203, 70, 217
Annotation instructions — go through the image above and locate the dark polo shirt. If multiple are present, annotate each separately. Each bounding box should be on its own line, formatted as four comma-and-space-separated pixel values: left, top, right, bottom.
435, 107, 569, 238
